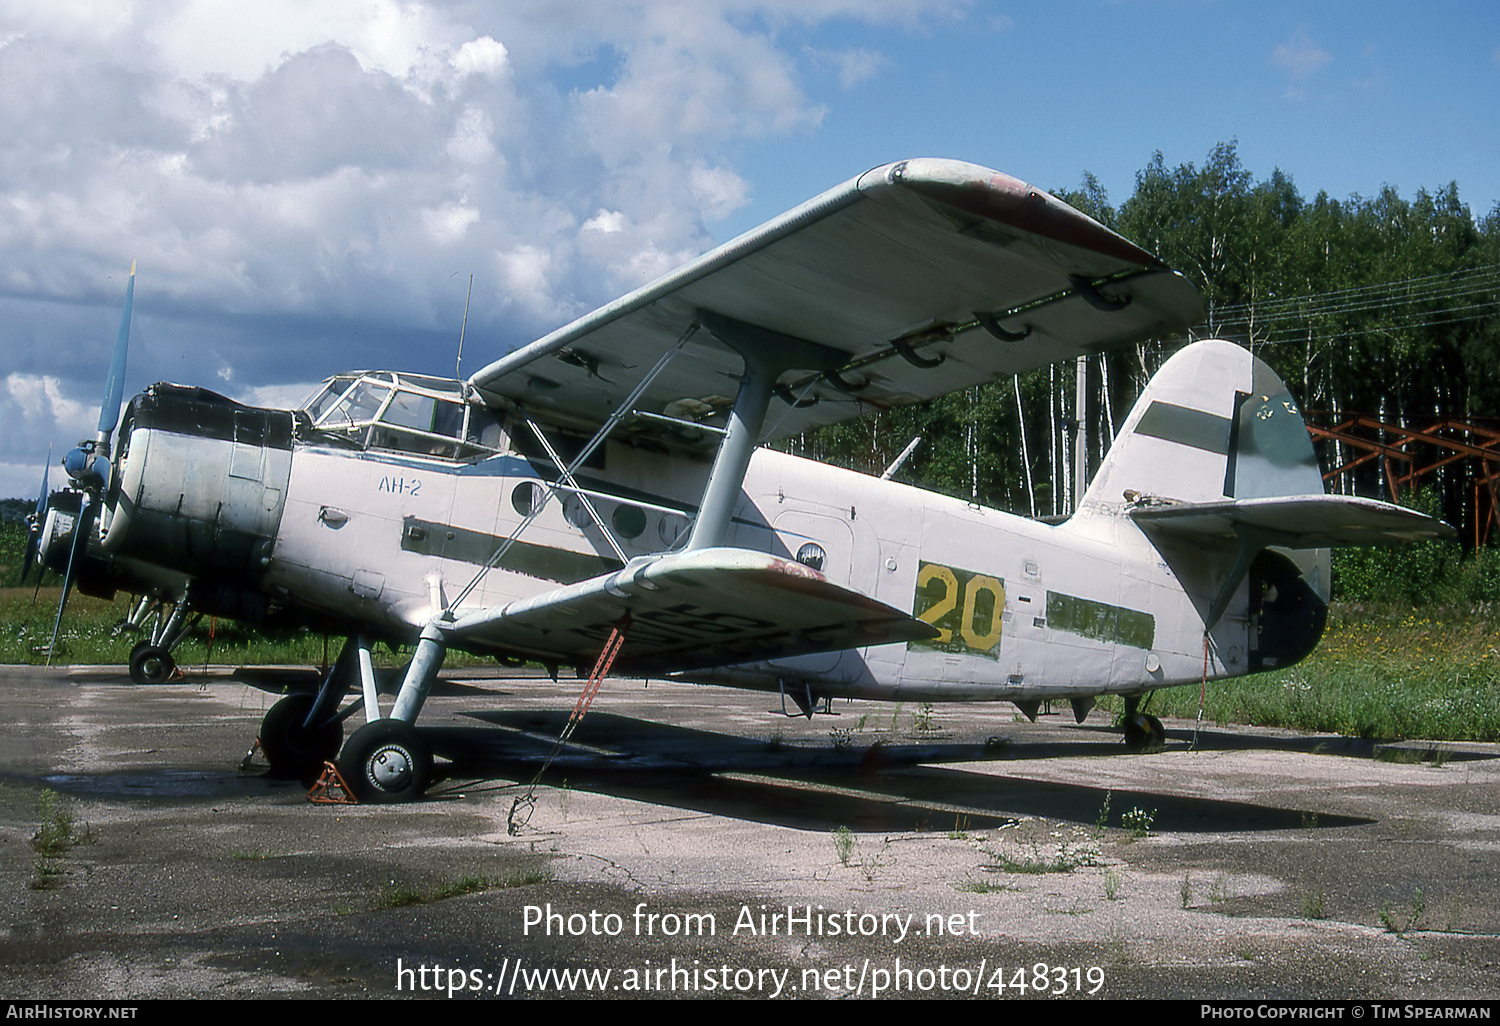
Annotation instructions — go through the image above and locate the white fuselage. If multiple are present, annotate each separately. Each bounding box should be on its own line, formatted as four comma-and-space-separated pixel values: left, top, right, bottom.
247, 434, 1250, 703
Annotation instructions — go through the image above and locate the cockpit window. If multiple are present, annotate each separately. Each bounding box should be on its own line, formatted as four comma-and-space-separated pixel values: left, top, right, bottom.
302, 376, 358, 423
325, 380, 392, 427
382, 390, 438, 432
300, 371, 508, 461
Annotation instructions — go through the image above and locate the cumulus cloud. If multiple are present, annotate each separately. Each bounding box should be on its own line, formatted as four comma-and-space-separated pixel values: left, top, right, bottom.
807, 47, 890, 90
1272, 28, 1333, 99
0, 0, 962, 492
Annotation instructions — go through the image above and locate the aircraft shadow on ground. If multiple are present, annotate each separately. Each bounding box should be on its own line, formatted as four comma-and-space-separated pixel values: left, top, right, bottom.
430, 710, 1373, 834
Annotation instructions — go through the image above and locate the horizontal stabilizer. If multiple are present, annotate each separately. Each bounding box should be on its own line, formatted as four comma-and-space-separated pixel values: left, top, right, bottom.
1129, 494, 1455, 548
445, 547, 937, 674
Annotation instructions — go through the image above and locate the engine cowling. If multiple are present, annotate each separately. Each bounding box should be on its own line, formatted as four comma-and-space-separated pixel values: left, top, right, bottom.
100, 384, 294, 590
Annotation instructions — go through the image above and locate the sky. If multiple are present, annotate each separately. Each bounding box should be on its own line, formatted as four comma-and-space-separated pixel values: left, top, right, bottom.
2, 0, 1498, 500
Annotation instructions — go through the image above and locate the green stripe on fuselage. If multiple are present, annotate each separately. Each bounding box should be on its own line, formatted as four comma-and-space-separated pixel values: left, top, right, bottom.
1046, 592, 1155, 650
400, 516, 622, 584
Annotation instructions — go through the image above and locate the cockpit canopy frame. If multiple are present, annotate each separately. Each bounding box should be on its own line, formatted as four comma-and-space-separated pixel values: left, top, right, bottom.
299, 371, 506, 460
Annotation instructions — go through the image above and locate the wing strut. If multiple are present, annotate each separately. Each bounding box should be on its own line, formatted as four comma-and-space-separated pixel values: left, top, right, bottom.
520, 412, 630, 564
447, 326, 697, 612
685, 310, 847, 550
1201, 526, 1276, 633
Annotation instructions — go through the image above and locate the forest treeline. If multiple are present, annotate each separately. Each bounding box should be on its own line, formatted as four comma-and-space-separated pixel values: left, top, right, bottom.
782, 141, 1500, 551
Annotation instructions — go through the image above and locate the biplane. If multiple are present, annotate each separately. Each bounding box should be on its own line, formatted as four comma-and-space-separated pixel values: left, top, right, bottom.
26, 159, 1451, 801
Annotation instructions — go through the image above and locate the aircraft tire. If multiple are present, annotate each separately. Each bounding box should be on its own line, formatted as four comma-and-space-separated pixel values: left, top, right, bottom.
260, 695, 343, 780
129, 644, 176, 685
1123, 712, 1166, 750
337, 720, 432, 803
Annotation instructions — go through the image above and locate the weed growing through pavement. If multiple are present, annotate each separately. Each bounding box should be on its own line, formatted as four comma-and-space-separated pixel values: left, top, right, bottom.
1302, 888, 1327, 920
1121, 806, 1155, 840
32, 789, 78, 857
859, 843, 890, 884
1104, 867, 1123, 900
1180, 874, 1193, 909
1379, 888, 1426, 936
983, 831, 1101, 874
833, 825, 854, 866
30, 857, 66, 890
29, 789, 85, 891
953, 878, 1017, 895
375, 868, 552, 910
1092, 791, 1113, 840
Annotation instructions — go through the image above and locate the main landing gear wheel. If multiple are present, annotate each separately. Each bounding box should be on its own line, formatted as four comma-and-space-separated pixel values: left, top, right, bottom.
259, 695, 344, 780
1123, 712, 1166, 749
128, 644, 176, 684
336, 720, 432, 803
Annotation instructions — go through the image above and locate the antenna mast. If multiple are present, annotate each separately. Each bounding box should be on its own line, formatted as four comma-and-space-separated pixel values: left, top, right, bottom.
455, 274, 473, 383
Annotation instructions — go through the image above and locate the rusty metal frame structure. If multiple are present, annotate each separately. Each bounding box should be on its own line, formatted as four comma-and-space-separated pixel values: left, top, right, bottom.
1305, 413, 1500, 549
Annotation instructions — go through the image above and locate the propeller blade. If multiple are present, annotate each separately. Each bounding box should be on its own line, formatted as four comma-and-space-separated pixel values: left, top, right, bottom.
97, 262, 135, 441
45, 499, 96, 667
63, 263, 136, 491
20, 447, 50, 585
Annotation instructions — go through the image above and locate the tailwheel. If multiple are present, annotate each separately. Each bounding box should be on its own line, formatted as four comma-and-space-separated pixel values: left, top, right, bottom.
129, 644, 176, 684
336, 719, 432, 803
1123, 712, 1166, 750
259, 695, 343, 780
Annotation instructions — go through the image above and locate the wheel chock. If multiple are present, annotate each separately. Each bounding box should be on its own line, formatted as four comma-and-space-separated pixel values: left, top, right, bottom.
308, 761, 358, 804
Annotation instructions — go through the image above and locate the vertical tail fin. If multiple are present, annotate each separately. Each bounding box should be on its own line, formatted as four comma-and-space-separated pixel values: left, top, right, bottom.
1082, 339, 1323, 510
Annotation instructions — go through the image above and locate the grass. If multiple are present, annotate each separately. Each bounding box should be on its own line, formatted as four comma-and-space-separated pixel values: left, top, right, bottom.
30, 788, 85, 890
1093, 604, 1500, 742
1379, 888, 1426, 936
375, 868, 552, 910
953, 878, 1016, 894
0, 587, 510, 669
32, 788, 77, 857
231, 848, 283, 860
832, 825, 854, 866
983, 837, 1102, 874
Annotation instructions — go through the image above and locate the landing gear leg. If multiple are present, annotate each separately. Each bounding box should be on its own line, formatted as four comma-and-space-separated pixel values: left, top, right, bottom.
335, 626, 444, 802
127, 596, 198, 684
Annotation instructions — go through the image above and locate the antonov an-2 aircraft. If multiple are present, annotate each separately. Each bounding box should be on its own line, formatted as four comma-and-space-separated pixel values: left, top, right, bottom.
26, 158, 1451, 803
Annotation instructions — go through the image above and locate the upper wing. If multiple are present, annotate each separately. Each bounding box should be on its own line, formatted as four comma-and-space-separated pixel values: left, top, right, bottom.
445, 547, 937, 675
468, 158, 1206, 446
1129, 494, 1456, 547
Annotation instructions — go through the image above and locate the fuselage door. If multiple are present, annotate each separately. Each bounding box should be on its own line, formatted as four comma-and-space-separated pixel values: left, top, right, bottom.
770, 509, 855, 674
